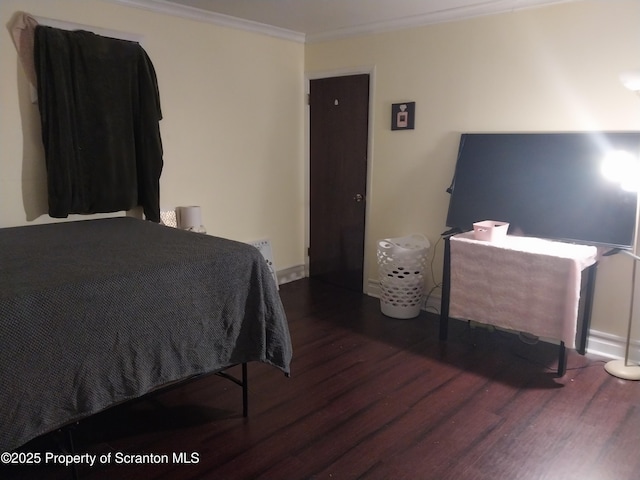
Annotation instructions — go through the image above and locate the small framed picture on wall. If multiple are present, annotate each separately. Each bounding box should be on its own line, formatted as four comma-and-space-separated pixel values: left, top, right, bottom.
391, 102, 415, 130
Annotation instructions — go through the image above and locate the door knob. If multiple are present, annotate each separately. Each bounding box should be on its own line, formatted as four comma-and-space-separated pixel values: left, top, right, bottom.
354, 193, 364, 202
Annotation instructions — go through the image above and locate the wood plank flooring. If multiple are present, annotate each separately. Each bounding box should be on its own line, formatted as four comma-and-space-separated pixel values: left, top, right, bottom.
3, 278, 639, 480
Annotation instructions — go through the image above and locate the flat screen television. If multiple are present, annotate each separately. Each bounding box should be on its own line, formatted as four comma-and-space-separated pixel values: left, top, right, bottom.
445, 132, 640, 249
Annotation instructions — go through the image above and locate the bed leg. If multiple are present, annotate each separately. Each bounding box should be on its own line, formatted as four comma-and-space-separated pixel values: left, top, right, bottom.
217, 364, 249, 417
65, 424, 79, 480
242, 362, 248, 418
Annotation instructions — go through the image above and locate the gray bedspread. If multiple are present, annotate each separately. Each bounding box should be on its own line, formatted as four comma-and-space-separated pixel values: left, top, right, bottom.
0, 217, 292, 452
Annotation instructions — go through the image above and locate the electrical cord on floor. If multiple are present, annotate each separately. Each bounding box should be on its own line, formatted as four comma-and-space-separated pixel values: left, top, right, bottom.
423, 284, 441, 314
509, 349, 607, 373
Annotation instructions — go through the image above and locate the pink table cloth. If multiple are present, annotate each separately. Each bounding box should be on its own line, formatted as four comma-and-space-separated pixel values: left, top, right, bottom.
449, 232, 598, 348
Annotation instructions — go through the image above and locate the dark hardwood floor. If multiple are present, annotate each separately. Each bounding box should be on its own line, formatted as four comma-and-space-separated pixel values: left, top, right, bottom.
3, 278, 639, 480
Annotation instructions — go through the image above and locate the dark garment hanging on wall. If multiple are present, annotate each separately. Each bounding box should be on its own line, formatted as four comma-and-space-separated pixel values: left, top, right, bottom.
34, 26, 163, 222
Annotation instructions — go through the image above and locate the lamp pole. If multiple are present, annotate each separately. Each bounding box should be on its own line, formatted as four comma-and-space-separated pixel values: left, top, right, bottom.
603, 166, 640, 379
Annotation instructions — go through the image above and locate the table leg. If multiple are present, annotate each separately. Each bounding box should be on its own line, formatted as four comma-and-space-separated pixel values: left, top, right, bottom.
440, 235, 451, 341
577, 263, 598, 355
557, 341, 566, 377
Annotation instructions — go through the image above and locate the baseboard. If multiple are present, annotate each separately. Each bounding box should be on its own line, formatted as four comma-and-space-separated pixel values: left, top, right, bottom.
587, 329, 640, 363
367, 278, 640, 363
277, 265, 306, 285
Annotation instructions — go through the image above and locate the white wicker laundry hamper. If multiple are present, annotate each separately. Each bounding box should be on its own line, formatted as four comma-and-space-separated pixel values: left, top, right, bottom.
377, 234, 430, 319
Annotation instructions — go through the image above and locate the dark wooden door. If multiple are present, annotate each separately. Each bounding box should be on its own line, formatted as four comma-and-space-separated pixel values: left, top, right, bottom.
309, 74, 369, 291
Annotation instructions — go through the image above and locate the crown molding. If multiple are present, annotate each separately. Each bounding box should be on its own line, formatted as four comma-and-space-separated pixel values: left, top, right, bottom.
104, 0, 577, 44
103, 0, 306, 43
306, 0, 579, 43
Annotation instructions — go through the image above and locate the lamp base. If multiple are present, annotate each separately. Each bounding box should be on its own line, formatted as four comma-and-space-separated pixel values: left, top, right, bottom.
604, 359, 640, 380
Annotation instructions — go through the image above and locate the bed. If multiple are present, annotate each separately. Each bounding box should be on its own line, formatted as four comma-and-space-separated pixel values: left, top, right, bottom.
0, 217, 292, 453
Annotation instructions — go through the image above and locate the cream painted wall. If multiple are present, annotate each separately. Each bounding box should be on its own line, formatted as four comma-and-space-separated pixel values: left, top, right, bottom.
0, 0, 305, 271
305, 1, 640, 348
2, 0, 639, 354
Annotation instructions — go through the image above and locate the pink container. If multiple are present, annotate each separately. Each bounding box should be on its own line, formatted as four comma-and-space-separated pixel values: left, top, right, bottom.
472, 220, 509, 242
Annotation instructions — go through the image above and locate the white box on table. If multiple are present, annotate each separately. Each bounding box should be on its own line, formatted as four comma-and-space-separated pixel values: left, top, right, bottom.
472, 220, 509, 242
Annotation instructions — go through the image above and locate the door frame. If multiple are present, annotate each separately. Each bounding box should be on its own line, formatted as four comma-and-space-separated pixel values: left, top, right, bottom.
305, 66, 376, 294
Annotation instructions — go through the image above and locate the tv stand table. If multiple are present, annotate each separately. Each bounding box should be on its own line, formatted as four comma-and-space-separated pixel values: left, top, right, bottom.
439, 231, 599, 376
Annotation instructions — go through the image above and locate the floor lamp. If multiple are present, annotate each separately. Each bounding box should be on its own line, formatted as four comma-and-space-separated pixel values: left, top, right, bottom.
603, 70, 640, 380
603, 248, 640, 380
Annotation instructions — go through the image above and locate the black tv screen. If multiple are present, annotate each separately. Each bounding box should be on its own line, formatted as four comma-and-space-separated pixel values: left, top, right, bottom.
445, 132, 640, 248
